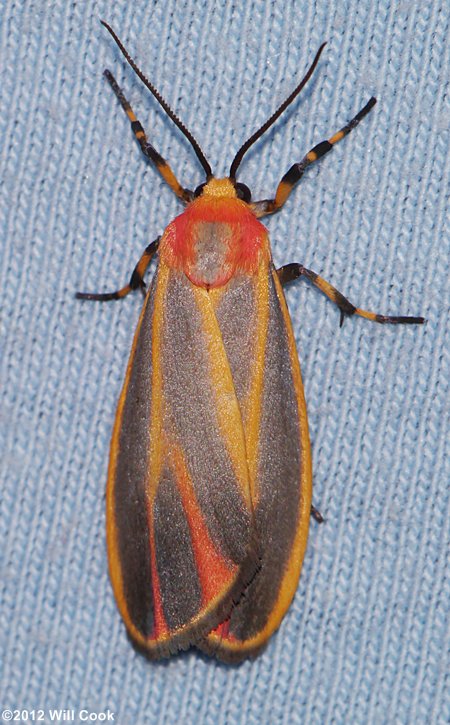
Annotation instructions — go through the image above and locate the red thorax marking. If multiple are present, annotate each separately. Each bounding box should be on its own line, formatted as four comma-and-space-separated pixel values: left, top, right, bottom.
160, 186, 267, 289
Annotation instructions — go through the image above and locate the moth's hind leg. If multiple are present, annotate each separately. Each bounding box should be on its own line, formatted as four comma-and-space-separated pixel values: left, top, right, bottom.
311, 505, 324, 523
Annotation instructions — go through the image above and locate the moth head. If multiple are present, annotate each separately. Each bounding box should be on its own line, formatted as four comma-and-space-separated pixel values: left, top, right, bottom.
193, 178, 251, 203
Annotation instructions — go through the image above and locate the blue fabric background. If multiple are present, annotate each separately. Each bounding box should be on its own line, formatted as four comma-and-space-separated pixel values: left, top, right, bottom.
1, 1, 448, 723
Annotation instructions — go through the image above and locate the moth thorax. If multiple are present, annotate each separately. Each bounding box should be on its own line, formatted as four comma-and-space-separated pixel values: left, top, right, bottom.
160, 197, 267, 288
187, 221, 234, 287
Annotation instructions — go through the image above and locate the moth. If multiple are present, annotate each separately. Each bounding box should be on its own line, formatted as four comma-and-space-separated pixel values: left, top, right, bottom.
77, 22, 424, 662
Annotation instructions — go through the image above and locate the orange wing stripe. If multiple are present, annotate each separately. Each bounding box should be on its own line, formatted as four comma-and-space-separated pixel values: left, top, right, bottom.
149, 519, 170, 639
170, 445, 237, 604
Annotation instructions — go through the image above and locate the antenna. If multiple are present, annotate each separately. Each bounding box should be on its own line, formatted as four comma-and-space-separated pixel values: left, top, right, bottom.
101, 21, 212, 178
229, 42, 327, 179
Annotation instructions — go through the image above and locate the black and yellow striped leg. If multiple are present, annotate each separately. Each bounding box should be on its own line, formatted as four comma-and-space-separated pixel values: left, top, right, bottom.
104, 70, 193, 203
277, 263, 425, 326
76, 237, 160, 302
251, 98, 376, 218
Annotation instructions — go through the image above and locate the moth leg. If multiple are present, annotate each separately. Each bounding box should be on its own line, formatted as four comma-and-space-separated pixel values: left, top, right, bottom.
277, 263, 425, 327
311, 505, 324, 523
76, 237, 160, 301
251, 98, 376, 218
104, 70, 194, 203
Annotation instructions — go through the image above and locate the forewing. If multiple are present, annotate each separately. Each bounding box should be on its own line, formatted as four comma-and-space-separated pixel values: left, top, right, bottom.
106, 262, 258, 657
202, 260, 312, 662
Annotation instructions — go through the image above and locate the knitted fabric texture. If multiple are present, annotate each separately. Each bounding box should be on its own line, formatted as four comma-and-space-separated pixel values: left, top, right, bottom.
0, 1, 448, 724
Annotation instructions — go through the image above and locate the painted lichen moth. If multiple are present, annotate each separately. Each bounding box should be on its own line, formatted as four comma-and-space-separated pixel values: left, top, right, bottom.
77, 21, 425, 663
